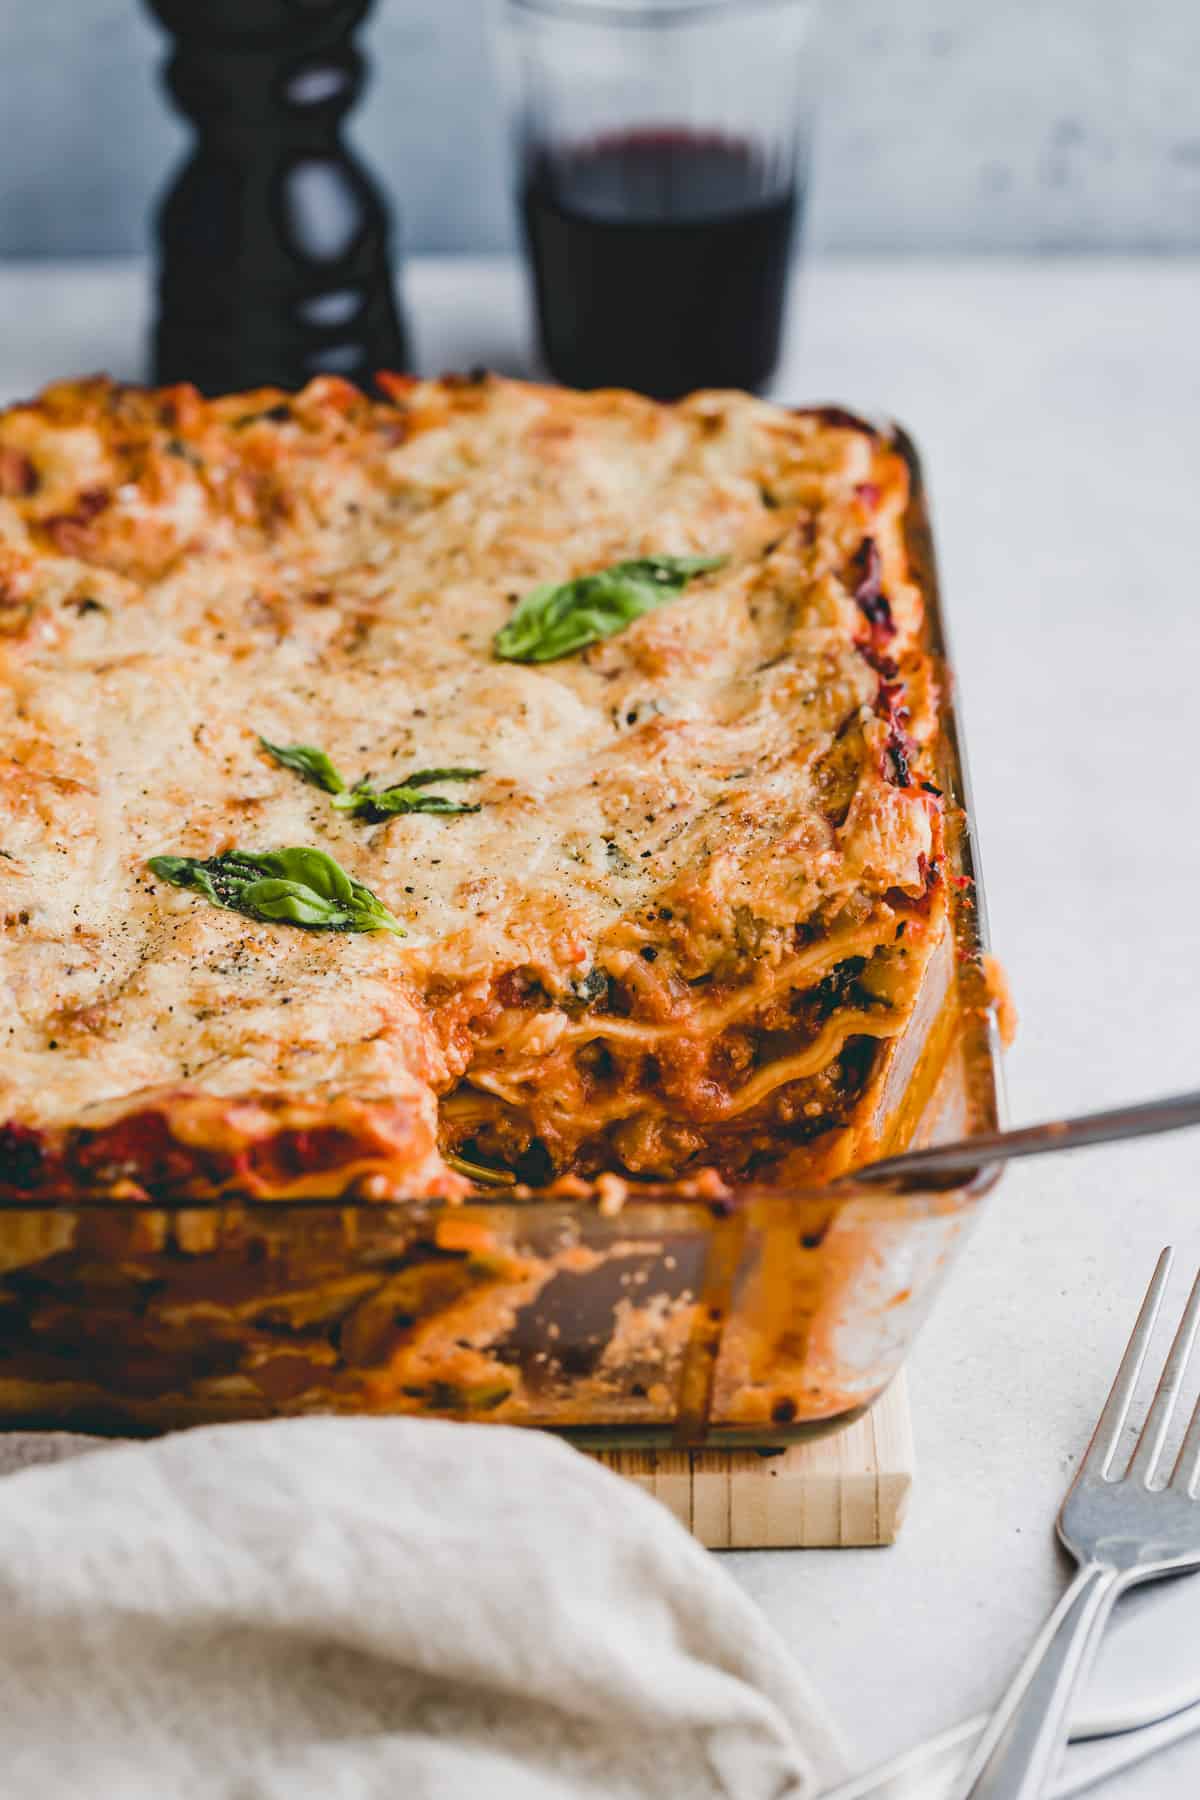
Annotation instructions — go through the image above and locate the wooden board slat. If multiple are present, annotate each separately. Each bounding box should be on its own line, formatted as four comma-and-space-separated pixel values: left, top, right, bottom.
593, 1374, 913, 1549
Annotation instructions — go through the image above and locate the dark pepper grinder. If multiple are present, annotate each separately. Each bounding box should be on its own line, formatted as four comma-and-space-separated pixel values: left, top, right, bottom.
145, 0, 410, 396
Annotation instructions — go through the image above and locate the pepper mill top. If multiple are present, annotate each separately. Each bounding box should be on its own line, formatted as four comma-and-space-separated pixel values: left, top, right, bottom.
146, 0, 410, 396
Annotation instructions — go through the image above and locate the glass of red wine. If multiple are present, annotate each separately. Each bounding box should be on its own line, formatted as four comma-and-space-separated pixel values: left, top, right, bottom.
499, 0, 819, 400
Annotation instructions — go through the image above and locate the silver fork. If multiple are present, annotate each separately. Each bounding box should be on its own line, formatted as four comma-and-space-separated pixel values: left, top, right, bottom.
959, 1247, 1200, 1800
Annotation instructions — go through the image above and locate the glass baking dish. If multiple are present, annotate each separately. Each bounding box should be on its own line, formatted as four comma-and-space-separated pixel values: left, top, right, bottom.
0, 425, 1004, 1448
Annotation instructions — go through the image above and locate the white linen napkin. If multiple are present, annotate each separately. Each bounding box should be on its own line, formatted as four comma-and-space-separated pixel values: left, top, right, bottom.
0, 1419, 847, 1799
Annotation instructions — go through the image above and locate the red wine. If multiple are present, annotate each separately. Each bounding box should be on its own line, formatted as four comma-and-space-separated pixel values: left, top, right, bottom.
522, 129, 799, 400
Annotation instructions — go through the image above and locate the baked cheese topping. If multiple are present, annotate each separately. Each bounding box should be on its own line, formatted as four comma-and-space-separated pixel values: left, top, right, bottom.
0, 373, 943, 1198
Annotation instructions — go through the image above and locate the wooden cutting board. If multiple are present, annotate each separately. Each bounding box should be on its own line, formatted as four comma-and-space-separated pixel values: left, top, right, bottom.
593, 1374, 913, 1549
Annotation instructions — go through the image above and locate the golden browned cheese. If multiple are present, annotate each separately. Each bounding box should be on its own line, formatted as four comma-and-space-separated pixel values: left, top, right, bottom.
0, 373, 944, 1200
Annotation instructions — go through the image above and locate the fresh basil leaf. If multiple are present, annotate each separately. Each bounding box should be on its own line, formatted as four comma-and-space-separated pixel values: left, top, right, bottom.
230, 876, 351, 928
331, 767, 484, 820
403, 767, 486, 789
341, 788, 483, 819
493, 555, 726, 664
261, 737, 482, 820
261, 846, 355, 905
259, 738, 347, 795
146, 853, 224, 907
147, 846, 404, 936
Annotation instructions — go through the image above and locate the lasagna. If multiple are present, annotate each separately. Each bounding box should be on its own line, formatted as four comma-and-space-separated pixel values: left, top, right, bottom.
0, 373, 945, 1204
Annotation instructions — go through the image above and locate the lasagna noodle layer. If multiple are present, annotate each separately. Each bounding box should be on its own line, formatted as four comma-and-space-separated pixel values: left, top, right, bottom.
0, 373, 945, 1199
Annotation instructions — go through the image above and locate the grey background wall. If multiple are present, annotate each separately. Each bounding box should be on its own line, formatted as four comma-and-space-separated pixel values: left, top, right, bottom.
1, 0, 1199, 259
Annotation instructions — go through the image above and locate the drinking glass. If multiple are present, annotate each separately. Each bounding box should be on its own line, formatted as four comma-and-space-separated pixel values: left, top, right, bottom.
497, 0, 820, 399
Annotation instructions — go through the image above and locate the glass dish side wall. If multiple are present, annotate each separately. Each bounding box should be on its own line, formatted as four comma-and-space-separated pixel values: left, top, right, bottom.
0, 1002, 996, 1445
0, 426, 1004, 1447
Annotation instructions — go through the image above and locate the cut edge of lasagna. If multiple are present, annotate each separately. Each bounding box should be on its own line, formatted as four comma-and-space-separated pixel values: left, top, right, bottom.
0, 371, 946, 1204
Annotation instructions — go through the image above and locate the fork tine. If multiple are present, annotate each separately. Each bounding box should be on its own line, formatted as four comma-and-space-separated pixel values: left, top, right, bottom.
1079, 1247, 1173, 1481
1171, 1383, 1200, 1493
1129, 1264, 1200, 1484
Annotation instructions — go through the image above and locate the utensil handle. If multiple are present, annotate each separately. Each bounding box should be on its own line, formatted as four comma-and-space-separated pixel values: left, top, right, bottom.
958, 1563, 1122, 1800
853, 1089, 1200, 1189
820, 1692, 1200, 1800
1049, 1695, 1200, 1797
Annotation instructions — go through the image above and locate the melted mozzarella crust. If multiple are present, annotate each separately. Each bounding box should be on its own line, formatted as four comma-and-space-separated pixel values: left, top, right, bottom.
0, 374, 941, 1198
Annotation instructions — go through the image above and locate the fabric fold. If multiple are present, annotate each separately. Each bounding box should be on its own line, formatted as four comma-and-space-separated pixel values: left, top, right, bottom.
0, 1419, 846, 1799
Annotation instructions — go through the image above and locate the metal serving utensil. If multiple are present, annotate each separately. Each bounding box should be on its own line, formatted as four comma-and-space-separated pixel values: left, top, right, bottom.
824, 1696, 1200, 1800
956, 1248, 1200, 1798
828, 1253, 1200, 1799
846, 1090, 1200, 1192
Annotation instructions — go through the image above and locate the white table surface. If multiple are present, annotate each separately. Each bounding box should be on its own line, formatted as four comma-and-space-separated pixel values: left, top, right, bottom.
2, 255, 1199, 1793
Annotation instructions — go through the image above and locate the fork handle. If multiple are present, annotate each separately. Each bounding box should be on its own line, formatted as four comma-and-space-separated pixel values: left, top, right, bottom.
958, 1563, 1123, 1799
